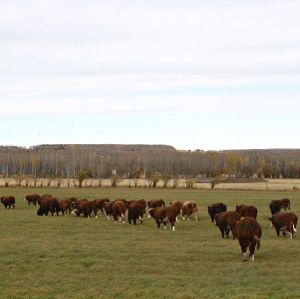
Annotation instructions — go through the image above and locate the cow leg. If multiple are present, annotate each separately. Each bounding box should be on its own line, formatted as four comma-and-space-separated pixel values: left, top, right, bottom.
225, 227, 230, 239
219, 227, 225, 238
156, 220, 160, 228
162, 221, 167, 229
249, 241, 256, 261
240, 244, 248, 261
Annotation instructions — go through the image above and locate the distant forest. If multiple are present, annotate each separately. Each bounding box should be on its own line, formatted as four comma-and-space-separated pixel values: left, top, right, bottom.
0, 144, 300, 179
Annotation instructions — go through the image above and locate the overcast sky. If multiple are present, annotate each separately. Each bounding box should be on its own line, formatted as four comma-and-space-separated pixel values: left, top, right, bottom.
1, 1, 300, 150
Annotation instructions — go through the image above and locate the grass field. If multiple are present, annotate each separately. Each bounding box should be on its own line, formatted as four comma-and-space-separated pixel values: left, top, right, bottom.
0, 188, 299, 299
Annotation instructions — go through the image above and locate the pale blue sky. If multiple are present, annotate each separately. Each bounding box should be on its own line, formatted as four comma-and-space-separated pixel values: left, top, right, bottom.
1, 1, 300, 150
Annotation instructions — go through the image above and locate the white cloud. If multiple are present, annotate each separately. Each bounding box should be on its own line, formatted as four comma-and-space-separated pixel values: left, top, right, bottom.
0, 1, 300, 148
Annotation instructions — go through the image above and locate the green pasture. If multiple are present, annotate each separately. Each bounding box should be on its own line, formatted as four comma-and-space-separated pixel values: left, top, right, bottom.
0, 188, 299, 299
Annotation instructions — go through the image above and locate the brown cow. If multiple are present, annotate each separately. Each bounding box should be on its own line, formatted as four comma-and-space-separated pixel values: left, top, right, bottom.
37, 197, 59, 216
268, 212, 298, 239
166, 206, 178, 231
103, 201, 115, 220
182, 201, 198, 222
208, 202, 227, 223
58, 199, 72, 216
38, 194, 53, 205
147, 199, 165, 218
73, 199, 97, 218
94, 198, 110, 214
149, 207, 167, 229
24, 194, 40, 206
215, 211, 241, 238
128, 201, 145, 225
1, 196, 15, 209
115, 198, 128, 206
149, 206, 177, 231
128, 199, 147, 210
235, 217, 262, 261
236, 205, 258, 219
170, 200, 183, 221
112, 200, 127, 223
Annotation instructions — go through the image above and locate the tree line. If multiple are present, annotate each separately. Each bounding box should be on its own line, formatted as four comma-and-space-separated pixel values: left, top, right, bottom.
0, 145, 300, 179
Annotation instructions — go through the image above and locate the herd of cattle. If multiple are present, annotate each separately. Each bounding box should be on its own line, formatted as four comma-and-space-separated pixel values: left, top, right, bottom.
0, 194, 298, 261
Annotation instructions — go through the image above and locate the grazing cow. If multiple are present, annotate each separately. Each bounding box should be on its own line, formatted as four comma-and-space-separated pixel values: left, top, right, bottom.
208, 202, 227, 223
128, 201, 145, 225
149, 206, 178, 231
268, 212, 298, 239
103, 201, 115, 220
215, 211, 241, 238
112, 200, 127, 223
58, 199, 72, 216
38, 194, 53, 205
235, 217, 262, 261
1, 196, 16, 209
149, 207, 167, 229
114, 198, 128, 206
182, 201, 198, 222
37, 197, 59, 216
236, 205, 258, 219
147, 199, 165, 218
94, 198, 110, 214
73, 199, 97, 218
166, 206, 178, 231
24, 194, 40, 206
128, 199, 147, 210
170, 200, 183, 221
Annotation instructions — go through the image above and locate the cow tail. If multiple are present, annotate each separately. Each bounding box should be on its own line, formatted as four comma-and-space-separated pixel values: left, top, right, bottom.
254, 235, 260, 251
249, 224, 261, 251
